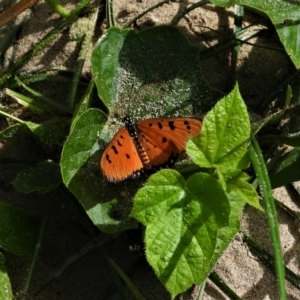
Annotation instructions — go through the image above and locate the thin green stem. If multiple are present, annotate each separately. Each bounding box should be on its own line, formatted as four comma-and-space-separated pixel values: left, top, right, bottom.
45, 0, 70, 17
0, 0, 91, 88
0, 108, 24, 123
15, 76, 72, 113
109, 259, 145, 300
107, 0, 115, 27
248, 138, 287, 299
197, 281, 206, 300
230, 5, 244, 90
22, 198, 52, 294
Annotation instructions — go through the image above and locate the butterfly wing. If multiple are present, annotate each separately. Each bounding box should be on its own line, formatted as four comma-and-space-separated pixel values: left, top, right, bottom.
100, 127, 144, 182
137, 117, 201, 166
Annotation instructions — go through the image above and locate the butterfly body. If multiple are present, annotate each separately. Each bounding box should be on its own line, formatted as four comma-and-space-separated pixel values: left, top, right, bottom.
100, 116, 202, 182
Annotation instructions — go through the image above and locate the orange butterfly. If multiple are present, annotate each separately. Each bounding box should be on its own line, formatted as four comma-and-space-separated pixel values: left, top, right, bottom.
100, 116, 202, 182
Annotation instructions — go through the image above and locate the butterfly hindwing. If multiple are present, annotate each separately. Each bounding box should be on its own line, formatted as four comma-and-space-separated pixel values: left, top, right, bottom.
100, 127, 143, 182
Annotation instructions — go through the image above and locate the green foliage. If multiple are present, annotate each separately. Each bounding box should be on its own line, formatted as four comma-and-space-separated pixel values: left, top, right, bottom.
187, 85, 250, 172
131, 85, 255, 297
1, 1, 300, 299
187, 85, 261, 210
0, 202, 40, 255
270, 147, 300, 188
133, 171, 231, 298
13, 161, 61, 194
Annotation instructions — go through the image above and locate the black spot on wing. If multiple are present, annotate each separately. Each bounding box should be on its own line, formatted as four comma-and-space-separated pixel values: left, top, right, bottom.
168, 121, 175, 130
111, 145, 118, 154
184, 120, 191, 130
105, 154, 112, 164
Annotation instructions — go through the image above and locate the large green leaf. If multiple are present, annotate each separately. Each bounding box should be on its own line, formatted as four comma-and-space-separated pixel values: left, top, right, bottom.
132, 170, 230, 298
211, 0, 300, 68
61, 109, 106, 186
91, 26, 219, 116
60, 109, 138, 233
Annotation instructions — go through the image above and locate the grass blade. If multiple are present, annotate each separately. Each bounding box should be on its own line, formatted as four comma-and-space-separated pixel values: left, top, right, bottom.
248, 138, 287, 299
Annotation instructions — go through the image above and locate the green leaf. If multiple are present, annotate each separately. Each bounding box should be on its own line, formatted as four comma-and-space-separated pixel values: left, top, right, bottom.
61, 108, 106, 186
60, 108, 137, 233
211, 0, 300, 68
109, 259, 145, 300
132, 170, 230, 298
209, 190, 245, 271
227, 171, 263, 211
25, 119, 69, 146
0, 202, 40, 255
187, 84, 250, 174
91, 26, 220, 116
0, 253, 13, 300
91, 27, 129, 111
13, 161, 61, 194
269, 147, 300, 188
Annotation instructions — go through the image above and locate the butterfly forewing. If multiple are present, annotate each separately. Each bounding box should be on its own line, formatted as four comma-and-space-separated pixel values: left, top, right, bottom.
100, 127, 143, 182
137, 117, 202, 167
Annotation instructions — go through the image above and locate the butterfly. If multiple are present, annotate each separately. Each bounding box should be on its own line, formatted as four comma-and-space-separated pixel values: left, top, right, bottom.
100, 116, 202, 182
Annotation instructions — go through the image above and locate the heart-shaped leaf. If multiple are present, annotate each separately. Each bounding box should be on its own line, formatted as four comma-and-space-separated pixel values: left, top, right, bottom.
132, 170, 230, 298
